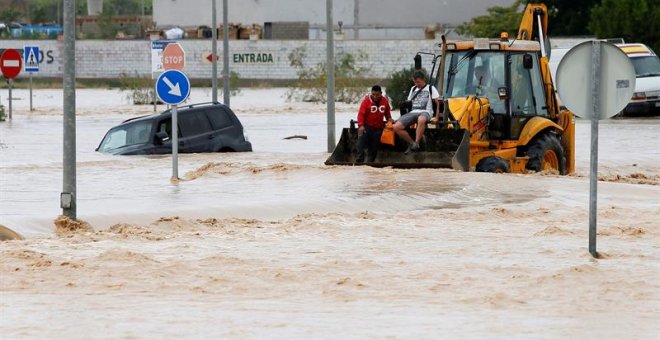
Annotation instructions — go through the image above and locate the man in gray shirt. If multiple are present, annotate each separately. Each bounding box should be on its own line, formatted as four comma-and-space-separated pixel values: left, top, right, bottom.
393, 71, 441, 154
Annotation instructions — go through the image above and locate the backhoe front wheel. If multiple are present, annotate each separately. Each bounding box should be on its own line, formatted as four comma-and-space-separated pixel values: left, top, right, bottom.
476, 156, 510, 173
525, 132, 566, 174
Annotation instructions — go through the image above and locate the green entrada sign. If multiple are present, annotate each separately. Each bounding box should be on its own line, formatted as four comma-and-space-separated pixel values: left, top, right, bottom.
233, 52, 274, 64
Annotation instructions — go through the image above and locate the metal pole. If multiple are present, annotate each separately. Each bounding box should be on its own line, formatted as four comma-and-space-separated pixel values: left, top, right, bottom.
153, 83, 157, 112
29, 74, 33, 111
588, 41, 601, 258
326, 0, 336, 153
222, 0, 229, 106
172, 105, 179, 180
8, 79, 12, 119
212, 0, 218, 103
62, 0, 76, 219
353, 0, 359, 39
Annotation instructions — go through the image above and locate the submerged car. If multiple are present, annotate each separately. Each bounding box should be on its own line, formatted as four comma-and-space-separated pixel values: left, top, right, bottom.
97, 102, 252, 155
616, 43, 660, 116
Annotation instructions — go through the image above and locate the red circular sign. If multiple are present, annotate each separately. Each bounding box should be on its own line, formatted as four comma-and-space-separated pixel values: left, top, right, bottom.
1, 49, 22, 79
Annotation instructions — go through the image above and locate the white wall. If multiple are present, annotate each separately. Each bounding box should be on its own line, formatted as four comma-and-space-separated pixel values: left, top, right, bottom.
1, 39, 441, 80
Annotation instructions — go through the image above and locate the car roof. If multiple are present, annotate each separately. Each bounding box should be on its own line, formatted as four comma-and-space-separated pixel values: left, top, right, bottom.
120, 102, 230, 124
616, 43, 656, 57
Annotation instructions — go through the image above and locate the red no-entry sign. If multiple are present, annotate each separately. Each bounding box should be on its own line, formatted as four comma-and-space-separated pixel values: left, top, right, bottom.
1, 49, 22, 79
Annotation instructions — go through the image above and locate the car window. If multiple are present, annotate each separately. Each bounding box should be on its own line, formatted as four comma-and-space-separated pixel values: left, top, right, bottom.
179, 111, 212, 137
98, 120, 152, 152
205, 108, 234, 130
158, 118, 172, 136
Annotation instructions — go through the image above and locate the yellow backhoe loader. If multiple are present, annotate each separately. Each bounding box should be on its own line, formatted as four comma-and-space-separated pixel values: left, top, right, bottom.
326, 3, 575, 174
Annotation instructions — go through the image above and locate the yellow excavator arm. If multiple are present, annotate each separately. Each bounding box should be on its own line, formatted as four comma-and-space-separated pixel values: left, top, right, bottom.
517, 3, 548, 42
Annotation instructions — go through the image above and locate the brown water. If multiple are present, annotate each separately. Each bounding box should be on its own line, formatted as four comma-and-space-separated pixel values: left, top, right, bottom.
1, 89, 659, 338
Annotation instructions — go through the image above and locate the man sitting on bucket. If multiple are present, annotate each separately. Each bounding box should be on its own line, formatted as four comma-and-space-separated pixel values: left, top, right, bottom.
356, 85, 393, 163
394, 71, 441, 154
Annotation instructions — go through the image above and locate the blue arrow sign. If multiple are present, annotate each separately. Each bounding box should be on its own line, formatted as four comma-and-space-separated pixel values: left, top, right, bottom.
156, 69, 191, 105
23, 46, 39, 72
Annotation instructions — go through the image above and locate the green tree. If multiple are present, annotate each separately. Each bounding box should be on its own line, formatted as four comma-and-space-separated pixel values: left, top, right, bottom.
589, 0, 660, 53
107, 0, 142, 15
30, 5, 47, 24
286, 47, 373, 104
456, 0, 523, 38
0, 8, 23, 22
543, 0, 600, 36
96, 10, 119, 39
456, 1, 602, 38
386, 67, 416, 109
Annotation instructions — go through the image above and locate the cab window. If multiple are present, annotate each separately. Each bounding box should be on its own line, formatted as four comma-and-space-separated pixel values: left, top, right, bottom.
443, 51, 506, 113
510, 53, 547, 117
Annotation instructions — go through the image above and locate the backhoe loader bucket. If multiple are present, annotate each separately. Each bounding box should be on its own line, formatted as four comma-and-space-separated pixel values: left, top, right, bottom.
325, 124, 470, 170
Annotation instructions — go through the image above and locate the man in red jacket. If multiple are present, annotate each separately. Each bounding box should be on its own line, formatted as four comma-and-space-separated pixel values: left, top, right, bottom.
356, 85, 393, 163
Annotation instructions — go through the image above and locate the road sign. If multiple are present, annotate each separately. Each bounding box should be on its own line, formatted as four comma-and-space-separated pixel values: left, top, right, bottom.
23, 46, 39, 72
151, 40, 174, 76
1, 49, 22, 79
557, 41, 635, 119
202, 52, 218, 64
163, 43, 185, 70
156, 69, 191, 105
556, 41, 637, 258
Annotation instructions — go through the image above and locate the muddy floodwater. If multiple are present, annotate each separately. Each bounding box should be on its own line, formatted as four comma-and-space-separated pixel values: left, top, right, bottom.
1, 88, 659, 338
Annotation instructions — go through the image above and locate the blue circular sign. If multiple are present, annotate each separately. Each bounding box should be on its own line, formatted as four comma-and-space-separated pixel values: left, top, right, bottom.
156, 69, 191, 105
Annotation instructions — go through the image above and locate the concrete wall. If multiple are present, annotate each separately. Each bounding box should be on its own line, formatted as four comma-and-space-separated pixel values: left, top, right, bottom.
1, 39, 441, 80
1, 37, 585, 81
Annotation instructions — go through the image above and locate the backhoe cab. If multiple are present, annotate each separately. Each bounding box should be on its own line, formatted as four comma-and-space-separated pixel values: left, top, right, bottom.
326, 3, 575, 174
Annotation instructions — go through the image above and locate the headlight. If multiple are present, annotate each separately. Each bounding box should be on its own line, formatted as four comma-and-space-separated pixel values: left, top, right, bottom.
631, 92, 646, 100
243, 129, 250, 142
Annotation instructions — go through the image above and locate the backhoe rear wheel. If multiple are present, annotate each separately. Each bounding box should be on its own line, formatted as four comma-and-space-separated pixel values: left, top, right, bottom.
525, 132, 566, 174
476, 156, 510, 173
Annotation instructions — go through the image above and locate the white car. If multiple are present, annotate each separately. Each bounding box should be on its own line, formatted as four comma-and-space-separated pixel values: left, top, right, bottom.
616, 43, 660, 116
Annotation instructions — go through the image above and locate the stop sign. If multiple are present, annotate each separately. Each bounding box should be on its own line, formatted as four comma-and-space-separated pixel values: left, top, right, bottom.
1, 49, 22, 79
163, 43, 185, 70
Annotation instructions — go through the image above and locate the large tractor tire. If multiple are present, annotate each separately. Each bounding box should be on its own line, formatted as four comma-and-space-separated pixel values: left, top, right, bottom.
525, 132, 566, 174
476, 156, 510, 173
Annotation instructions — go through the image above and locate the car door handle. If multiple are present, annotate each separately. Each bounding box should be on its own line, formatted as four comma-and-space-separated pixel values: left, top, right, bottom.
179, 141, 184, 146
208, 135, 215, 139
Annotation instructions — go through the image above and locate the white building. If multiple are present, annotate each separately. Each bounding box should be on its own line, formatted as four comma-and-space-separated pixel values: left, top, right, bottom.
153, 0, 517, 39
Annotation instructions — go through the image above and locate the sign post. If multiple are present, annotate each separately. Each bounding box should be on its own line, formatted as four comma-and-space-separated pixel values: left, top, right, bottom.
156, 69, 191, 180
556, 41, 636, 258
1, 49, 23, 120
326, 0, 336, 153
151, 40, 174, 112
24, 46, 40, 111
